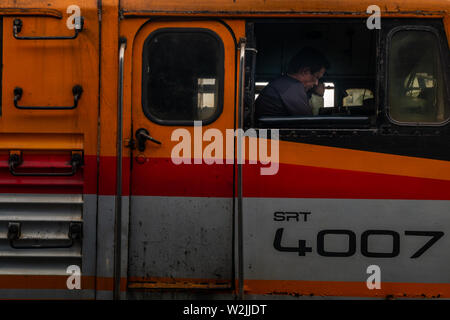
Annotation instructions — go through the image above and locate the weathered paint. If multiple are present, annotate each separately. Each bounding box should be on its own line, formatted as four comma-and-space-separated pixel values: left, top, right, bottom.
120, 0, 449, 17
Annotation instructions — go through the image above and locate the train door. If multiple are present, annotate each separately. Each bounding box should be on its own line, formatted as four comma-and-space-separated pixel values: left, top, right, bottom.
127, 20, 237, 291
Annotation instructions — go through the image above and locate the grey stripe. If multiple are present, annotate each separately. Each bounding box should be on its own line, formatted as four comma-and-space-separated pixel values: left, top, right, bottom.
82, 195, 97, 276
243, 198, 450, 283
97, 195, 115, 279
128, 196, 233, 282
97, 195, 129, 299
96, 290, 114, 300
0, 289, 95, 299
120, 196, 130, 280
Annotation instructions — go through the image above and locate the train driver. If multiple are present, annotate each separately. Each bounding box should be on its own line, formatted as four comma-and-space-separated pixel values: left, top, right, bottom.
255, 47, 330, 118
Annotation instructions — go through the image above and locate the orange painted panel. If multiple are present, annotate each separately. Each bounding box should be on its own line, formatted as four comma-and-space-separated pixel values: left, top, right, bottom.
120, 0, 449, 16
0, 0, 100, 156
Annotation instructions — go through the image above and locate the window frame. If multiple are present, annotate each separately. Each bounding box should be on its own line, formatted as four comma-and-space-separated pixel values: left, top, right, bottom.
141, 27, 225, 126
385, 25, 450, 127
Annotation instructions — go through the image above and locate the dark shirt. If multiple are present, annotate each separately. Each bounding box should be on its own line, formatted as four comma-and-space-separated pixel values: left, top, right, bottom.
255, 75, 312, 118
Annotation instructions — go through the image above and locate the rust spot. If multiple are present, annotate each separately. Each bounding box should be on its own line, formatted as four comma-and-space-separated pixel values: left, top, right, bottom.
0, 8, 62, 18
122, 9, 446, 18
267, 291, 305, 297
128, 277, 232, 289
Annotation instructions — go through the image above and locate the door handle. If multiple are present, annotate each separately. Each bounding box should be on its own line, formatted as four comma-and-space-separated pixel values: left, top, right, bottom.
136, 128, 161, 152
7, 222, 82, 249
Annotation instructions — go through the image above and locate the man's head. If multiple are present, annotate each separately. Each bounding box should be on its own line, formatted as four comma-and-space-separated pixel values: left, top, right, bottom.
287, 47, 330, 90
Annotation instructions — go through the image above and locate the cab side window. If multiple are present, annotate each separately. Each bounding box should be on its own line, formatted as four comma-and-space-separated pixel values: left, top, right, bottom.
388, 29, 449, 124
249, 20, 377, 129
142, 29, 224, 125
247, 19, 449, 130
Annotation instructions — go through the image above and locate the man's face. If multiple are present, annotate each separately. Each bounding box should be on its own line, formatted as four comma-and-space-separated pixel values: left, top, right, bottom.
299, 67, 326, 91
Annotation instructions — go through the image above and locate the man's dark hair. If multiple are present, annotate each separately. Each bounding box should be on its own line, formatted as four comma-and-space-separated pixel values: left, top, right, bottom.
287, 47, 331, 75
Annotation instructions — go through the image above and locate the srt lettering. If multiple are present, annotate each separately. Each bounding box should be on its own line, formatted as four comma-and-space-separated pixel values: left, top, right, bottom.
274, 211, 311, 222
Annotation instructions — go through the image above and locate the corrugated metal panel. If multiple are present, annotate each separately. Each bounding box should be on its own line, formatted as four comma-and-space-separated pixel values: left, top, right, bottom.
0, 194, 83, 275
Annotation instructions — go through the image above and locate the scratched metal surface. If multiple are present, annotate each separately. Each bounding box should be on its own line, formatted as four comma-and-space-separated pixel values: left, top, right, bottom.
128, 196, 233, 283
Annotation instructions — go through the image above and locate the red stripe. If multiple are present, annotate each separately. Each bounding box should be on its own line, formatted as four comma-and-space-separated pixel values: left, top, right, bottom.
130, 157, 234, 198
98, 156, 116, 196
0, 154, 97, 195
3, 153, 450, 200
244, 163, 450, 200
97, 156, 131, 196
130, 157, 450, 200
122, 156, 131, 196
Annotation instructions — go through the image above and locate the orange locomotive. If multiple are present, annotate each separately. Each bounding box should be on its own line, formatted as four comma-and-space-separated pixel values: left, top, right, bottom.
0, 0, 449, 299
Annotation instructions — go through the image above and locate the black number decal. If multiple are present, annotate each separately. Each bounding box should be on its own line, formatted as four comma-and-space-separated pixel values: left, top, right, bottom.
405, 231, 444, 258
361, 230, 400, 258
273, 228, 444, 259
317, 230, 356, 257
273, 228, 312, 256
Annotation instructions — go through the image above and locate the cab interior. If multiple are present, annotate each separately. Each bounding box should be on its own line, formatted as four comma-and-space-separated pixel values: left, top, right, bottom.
248, 20, 378, 128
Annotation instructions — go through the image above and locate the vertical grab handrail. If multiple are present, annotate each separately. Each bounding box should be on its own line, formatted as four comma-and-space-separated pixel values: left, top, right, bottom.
237, 38, 246, 300
114, 38, 127, 301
